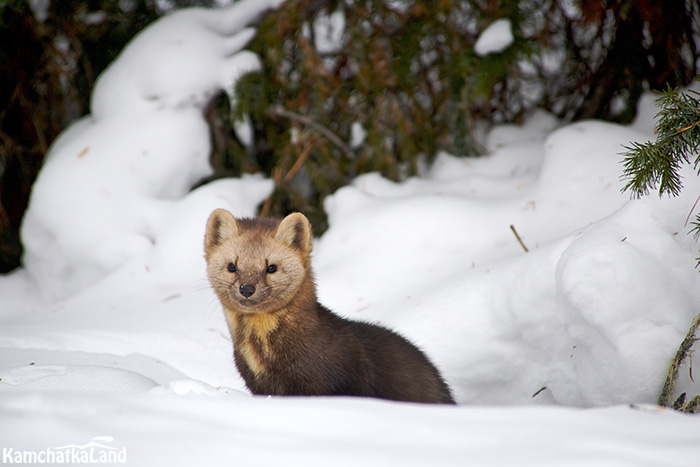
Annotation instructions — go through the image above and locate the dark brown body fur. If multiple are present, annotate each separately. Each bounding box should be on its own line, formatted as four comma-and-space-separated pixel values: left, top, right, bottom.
205, 209, 455, 404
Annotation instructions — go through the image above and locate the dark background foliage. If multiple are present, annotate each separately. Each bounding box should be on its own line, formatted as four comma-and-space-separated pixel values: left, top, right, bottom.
1, 0, 699, 272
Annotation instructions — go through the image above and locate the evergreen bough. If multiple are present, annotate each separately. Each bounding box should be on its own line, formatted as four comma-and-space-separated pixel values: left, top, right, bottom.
226, 0, 533, 233
622, 84, 700, 198
621, 80, 700, 413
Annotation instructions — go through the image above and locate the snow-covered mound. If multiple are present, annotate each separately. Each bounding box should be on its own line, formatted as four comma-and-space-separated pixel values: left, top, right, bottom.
315, 111, 700, 407
2, 2, 700, 464
20, 0, 283, 300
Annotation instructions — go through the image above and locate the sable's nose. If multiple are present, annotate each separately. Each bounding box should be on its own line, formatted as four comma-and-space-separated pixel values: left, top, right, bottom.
239, 284, 256, 298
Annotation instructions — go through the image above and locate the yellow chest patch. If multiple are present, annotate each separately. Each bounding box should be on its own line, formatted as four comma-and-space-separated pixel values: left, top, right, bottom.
224, 309, 282, 377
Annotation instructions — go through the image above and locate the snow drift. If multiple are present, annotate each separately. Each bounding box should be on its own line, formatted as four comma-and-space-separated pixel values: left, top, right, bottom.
20, 0, 284, 300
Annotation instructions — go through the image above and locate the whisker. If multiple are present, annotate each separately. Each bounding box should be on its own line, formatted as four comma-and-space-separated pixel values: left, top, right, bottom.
199, 298, 223, 326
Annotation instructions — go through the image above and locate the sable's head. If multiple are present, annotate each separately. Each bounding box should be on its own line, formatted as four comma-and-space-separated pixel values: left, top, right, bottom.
204, 209, 313, 314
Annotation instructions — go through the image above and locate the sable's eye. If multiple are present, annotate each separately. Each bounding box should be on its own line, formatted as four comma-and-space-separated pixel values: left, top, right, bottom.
266, 264, 277, 274
227, 263, 236, 273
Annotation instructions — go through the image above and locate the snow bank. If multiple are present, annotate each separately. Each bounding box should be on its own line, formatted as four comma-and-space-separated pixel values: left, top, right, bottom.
2, 393, 699, 467
315, 114, 700, 407
20, 0, 283, 300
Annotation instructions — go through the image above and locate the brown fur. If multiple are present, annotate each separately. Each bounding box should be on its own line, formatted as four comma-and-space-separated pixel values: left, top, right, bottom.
204, 209, 455, 404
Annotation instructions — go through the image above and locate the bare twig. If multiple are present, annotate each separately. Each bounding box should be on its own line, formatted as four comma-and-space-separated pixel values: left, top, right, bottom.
510, 224, 529, 253
265, 105, 355, 160
675, 117, 700, 134
283, 140, 314, 183
259, 137, 316, 218
684, 195, 700, 228
259, 195, 273, 218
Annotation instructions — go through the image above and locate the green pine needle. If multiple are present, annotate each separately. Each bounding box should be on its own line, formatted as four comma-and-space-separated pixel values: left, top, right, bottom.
621, 84, 700, 198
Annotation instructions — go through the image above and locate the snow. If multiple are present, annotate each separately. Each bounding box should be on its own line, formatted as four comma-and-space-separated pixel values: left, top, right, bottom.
311, 9, 346, 54
28, 0, 50, 23
20, 0, 284, 301
2, 2, 700, 466
350, 121, 368, 148
475, 18, 514, 56
2, 395, 698, 467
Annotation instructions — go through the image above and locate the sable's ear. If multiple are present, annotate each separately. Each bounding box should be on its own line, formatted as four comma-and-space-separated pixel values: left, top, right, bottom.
274, 212, 312, 254
204, 209, 239, 257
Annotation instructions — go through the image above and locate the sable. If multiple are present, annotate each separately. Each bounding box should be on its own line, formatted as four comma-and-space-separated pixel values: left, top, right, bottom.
204, 209, 455, 404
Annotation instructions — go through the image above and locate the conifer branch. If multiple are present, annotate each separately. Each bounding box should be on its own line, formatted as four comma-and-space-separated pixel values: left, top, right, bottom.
621, 84, 700, 198
624, 79, 700, 412
658, 311, 700, 413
